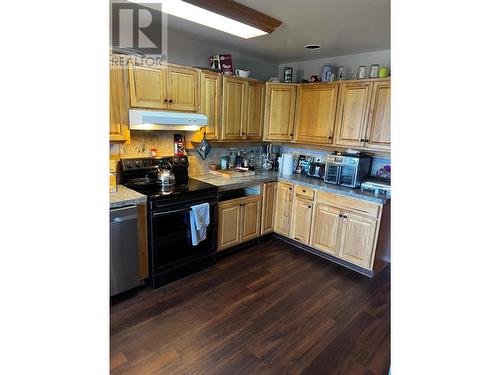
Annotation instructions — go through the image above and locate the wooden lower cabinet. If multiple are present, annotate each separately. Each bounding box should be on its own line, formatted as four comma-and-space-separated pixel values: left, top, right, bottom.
217, 195, 261, 251
290, 198, 314, 244
217, 200, 241, 251
310, 203, 342, 256
273, 182, 294, 236
240, 196, 261, 242
261, 182, 277, 235
338, 211, 378, 269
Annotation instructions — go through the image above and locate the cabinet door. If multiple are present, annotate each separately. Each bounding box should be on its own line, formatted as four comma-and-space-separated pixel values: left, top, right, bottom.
200, 71, 221, 140
338, 211, 378, 269
167, 66, 199, 112
128, 62, 167, 109
110, 66, 130, 143
365, 80, 391, 151
240, 196, 262, 243
217, 200, 240, 251
334, 82, 372, 147
261, 182, 277, 235
290, 198, 314, 245
310, 203, 341, 255
263, 84, 297, 141
274, 182, 294, 236
245, 82, 265, 139
222, 77, 248, 140
294, 84, 338, 144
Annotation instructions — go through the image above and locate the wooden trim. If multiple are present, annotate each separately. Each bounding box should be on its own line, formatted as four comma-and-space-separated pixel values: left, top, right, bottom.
137, 204, 148, 280
183, 0, 282, 34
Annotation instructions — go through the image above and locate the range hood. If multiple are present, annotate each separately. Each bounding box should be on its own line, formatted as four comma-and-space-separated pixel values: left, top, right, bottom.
129, 109, 207, 131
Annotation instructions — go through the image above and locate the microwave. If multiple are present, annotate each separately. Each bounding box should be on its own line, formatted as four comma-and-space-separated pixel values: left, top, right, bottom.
324, 153, 371, 188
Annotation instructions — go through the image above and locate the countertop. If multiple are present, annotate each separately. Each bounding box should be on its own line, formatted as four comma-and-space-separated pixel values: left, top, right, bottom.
110, 185, 147, 209
191, 171, 390, 204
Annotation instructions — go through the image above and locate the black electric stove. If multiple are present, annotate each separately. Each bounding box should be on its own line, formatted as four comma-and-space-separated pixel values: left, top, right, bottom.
119, 156, 218, 289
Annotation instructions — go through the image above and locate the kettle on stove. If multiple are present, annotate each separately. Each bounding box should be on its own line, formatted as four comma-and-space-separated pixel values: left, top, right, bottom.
157, 162, 176, 186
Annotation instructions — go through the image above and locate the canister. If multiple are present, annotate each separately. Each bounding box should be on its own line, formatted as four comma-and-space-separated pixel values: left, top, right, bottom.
379, 66, 389, 78
357, 65, 367, 79
337, 66, 345, 80
369, 64, 380, 78
220, 155, 228, 170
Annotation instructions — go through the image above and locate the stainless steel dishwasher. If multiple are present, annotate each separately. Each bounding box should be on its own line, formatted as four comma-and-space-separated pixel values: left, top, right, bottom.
110, 205, 141, 296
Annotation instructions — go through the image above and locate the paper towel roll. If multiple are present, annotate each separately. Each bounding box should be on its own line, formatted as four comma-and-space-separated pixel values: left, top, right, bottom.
282, 153, 294, 175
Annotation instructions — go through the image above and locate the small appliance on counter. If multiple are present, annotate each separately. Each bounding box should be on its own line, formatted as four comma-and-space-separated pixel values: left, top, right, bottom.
324, 152, 371, 188
361, 176, 391, 196
307, 161, 325, 179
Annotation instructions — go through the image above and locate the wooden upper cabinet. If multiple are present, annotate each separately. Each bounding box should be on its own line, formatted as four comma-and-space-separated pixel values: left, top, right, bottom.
338, 211, 378, 269
222, 76, 248, 140
274, 182, 294, 236
365, 80, 391, 151
290, 198, 314, 245
310, 203, 341, 255
199, 70, 221, 140
167, 65, 199, 112
294, 83, 338, 144
264, 84, 297, 141
246, 82, 265, 139
240, 196, 261, 242
128, 62, 167, 109
261, 182, 277, 235
110, 66, 130, 143
334, 81, 372, 147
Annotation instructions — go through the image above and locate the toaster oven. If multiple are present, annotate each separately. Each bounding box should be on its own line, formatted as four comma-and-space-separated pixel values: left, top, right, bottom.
324, 153, 371, 188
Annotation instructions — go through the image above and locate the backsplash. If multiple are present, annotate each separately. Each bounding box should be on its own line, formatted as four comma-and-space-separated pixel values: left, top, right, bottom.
110, 131, 271, 176
187, 146, 265, 176
280, 146, 391, 178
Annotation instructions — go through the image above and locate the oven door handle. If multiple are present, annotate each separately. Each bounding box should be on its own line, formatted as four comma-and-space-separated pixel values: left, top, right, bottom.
152, 201, 217, 217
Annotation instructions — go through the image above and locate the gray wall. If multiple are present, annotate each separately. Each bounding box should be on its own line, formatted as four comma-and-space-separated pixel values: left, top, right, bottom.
167, 29, 279, 81
278, 50, 391, 83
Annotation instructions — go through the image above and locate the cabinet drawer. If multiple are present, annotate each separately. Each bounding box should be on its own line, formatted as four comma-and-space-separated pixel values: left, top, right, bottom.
294, 185, 315, 200
316, 190, 381, 219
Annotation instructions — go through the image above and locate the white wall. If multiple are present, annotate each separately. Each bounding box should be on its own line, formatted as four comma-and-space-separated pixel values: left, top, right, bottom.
167, 29, 279, 81
278, 50, 391, 83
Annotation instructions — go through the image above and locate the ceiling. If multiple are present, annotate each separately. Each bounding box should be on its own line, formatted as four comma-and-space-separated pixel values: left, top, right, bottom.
167, 0, 391, 63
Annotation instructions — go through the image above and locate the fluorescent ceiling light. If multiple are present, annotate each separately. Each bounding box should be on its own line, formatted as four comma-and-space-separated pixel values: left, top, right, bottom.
129, 0, 268, 39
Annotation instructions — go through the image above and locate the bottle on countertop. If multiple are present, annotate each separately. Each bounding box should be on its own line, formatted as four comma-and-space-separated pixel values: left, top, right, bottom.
235, 151, 242, 168
242, 150, 249, 168
248, 150, 255, 171
220, 155, 228, 170
228, 152, 235, 169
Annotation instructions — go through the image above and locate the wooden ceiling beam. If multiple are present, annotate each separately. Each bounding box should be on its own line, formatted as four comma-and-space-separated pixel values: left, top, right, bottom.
182, 0, 282, 34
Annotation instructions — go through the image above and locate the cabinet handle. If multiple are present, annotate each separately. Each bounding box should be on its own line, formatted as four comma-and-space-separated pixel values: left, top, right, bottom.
343, 215, 348, 218
328, 136, 332, 140
302, 189, 306, 193
164, 99, 169, 103
288, 187, 292, 190
308, 205, 312, 208
339, 214, 342, 217
289, 133, 293, 136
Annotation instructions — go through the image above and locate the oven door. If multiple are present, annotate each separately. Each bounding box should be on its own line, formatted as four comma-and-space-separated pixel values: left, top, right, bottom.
150, 202, 216, 272
324, 163, 341, 184
339, 166, 359, 187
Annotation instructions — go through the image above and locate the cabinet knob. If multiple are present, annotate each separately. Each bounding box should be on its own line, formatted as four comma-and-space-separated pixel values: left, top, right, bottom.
308, 205, 312, 208
164, 99, 169, 103
288, 187, 292, 190
339, 214, 342, 217
289, 133, 293, 136
328, 136, 332, 140
343, 215, 347, 218
302, 189, 306, 193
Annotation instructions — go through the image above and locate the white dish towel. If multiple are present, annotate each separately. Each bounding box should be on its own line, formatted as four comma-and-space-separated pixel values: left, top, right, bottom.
190, 203, 210, 246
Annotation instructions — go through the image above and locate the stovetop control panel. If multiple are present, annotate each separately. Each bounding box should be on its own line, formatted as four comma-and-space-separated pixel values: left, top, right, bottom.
122, 156, 189, 171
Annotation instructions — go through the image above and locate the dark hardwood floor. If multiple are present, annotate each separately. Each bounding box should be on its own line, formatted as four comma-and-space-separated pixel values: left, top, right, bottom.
111, 238, 390, 375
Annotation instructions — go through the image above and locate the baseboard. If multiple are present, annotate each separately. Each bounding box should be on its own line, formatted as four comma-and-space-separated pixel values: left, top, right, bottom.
272, 233, 374, 277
